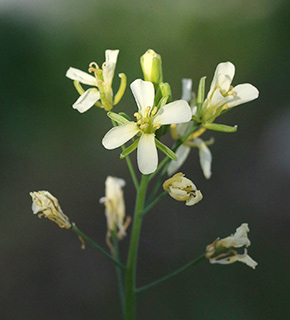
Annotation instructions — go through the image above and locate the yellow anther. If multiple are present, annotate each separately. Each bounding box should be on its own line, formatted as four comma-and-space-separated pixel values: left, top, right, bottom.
134, 112, 141, 120
151, 106, 158, 116
170, 124, 178, 140
227, 90, 236, 97
137, 119, 142, 125
153, 123, 161, 130
145, 106, 151, 118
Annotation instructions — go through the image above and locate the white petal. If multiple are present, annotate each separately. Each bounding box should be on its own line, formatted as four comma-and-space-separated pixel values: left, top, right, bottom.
181, 78, 192, 102
186, 190, 203, 206
154, 100, 192, 125
130, 79, 154, 116
207, 89, 234, 111
66, 67, 98, 86
208, 62, 235, 97
72, 88, 100, 113
103, 62, 116, 86
167, 145, 191, 176
194, 138, 212, 179
137, 133, 158, 175
102, 122, 140, 149
105, 50, 119, 64
227, 83, 259, 108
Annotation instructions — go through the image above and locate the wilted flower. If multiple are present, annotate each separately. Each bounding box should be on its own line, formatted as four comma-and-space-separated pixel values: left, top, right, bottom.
163, 172, 203, 206
30, 191, 71, 229
66, 49, 122, 112
100, 176, 130, 249
206, 223, 258, 269
102, 79, 192, 175
195, 62, 259, 124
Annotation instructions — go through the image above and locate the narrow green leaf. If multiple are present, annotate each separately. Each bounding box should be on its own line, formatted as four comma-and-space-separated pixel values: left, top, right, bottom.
120, 139, 140, 159
118, 112, 132, 121
107, 111, 130, 125
203, 123, 238, 133
196, 76, 206, 112
155, 139, 177, 160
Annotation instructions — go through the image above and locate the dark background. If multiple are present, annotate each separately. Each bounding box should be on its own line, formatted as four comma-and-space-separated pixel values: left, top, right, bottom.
1, 0, 289, 319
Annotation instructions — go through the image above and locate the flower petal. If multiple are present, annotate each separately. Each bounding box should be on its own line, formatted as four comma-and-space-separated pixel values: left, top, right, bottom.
137, 133, 158, 174
102, 122, 140, 149
167, 145, 191, 176
208, 62, 235, 97
103, 50, 119, 86
66, 67, 98, 86
72, 88, 100, 113
181, 78, 192, 102
194, 138, 212, 179
227, 83, 259, 108
130, 79, 154, 116
154, 100, 192, 125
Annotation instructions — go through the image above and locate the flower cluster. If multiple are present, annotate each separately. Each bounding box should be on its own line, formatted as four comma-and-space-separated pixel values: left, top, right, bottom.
66, 50, 126, 112
102, 79, 192, 174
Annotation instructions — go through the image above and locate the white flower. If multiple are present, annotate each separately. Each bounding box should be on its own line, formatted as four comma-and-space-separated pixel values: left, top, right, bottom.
167, 79, 212, 179
102, 79, 192, 175
196, 62, 259, 123
206, 223, 258, 269
66, 49, 119, 112
100, 176, 130, 244
30, 191, 71, 229
163, 172, 203, 206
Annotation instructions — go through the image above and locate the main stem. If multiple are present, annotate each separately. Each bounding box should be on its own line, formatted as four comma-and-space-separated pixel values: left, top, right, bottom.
124, 174, 149, 320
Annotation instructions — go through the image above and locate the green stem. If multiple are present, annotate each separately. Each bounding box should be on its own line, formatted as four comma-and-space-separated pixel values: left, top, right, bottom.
71, 224, 126, 269
142, 191, 167, 216
112, 235, 126, 318
124, 174, 150, 320
136, 253, 206, 293
121, 144, 139, 190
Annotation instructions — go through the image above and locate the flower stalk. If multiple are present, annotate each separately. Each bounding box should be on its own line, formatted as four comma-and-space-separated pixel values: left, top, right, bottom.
124, 174, 150, 319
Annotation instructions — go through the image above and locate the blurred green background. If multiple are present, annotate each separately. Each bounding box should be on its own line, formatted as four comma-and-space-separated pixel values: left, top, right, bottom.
1, 0, 290, 319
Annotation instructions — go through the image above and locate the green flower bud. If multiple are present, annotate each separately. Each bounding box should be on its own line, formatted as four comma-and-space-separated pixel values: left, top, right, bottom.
140, 49, 163, 86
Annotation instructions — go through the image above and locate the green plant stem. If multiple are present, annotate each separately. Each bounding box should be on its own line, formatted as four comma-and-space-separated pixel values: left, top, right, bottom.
136, 253, 206, 293
142, 191, 167, 216
71, 224, 126, 269
112, 235, 125, 318
121, 144, 139, 190
124, 174, 150, 320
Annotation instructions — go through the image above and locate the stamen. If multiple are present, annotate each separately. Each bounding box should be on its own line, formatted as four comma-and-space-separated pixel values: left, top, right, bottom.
88, 62, 99, 73
145, 106, 151, 118
134, 112, 141, 120
153, 123, 161, 130
151, 106, 158, 116
137, 119, 142, 125
140, 123, 149, 129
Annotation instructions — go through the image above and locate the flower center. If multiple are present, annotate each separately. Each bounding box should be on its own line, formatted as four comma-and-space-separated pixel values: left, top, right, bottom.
134, 106, 161, 134
88, 62, 103, 81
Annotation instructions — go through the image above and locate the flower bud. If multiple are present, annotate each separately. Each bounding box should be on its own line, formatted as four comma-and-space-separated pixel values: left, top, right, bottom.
30, 191, 71, 229
140, 49, 163, 86
163, 172, 203, 206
